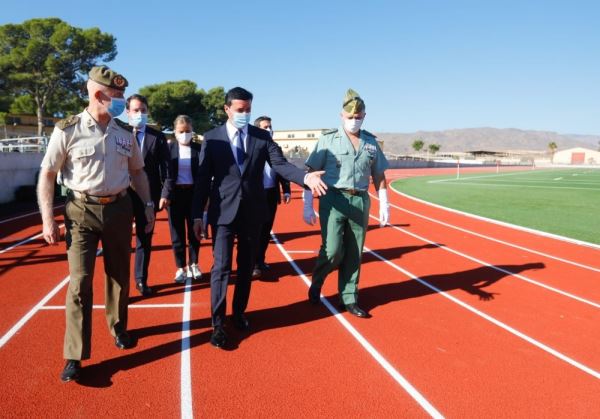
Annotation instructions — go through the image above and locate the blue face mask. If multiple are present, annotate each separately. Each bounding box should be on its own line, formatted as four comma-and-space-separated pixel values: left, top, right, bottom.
232, 112, 251, 129
107, 97, 126, 117
129, 112, 148, 128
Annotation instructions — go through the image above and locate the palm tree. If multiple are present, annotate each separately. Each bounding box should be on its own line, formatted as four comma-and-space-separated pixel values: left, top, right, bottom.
412, 139, 425, 153
428, 143, 441, 155
548, 142, 558, 163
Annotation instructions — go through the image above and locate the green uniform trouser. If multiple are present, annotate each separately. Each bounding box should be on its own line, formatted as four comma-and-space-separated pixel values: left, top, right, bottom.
63, 193, 133, 360
311, 189, 370, 305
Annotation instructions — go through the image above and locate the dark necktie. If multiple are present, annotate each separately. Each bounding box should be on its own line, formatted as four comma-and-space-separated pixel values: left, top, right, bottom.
236, 129, 245, 166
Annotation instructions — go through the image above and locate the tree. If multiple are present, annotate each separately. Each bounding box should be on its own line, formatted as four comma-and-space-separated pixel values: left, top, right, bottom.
0, 18, 117, 135
0, 111, 8, 138
140, 81, 226, 132
428, 144, 441, 154
548, 141, 558, 163
9, 92, 85, 117
202, 86, 227, 128
412, 139, 425, 153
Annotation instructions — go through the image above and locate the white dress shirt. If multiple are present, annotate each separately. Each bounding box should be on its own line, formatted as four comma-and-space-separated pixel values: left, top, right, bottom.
225, 121, 248, 169
176, 143, 193, 185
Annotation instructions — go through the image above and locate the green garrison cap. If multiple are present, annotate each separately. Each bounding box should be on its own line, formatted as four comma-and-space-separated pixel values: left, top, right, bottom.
88, 65, 128, 91
342, 88, 365, 113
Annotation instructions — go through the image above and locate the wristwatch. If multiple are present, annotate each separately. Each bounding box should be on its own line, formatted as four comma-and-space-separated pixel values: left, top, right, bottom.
145, 201, 154, 208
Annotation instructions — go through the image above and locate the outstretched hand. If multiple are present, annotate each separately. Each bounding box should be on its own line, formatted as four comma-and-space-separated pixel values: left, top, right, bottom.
305, 171, 327, 196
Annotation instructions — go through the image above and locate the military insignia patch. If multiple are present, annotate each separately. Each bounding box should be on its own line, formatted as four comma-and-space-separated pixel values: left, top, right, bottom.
56, 115, 80, 130
113, 75, 125, 88
116, 136, 132, 155
364, 143, 377, 157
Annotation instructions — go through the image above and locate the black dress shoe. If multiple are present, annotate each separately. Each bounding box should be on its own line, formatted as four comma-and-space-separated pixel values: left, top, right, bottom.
60, 360, 81, 382
251, 267, 262, 278
257, 262, 271, 271
232, 313, 249, 331
210, 327, 227, 348
115, 332, 136, 349
345, 303, 370, 318
136, 282, 153, 296
308, 284, 321, 305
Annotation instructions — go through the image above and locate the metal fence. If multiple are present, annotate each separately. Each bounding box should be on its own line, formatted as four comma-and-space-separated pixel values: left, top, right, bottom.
0, 136, 48, 153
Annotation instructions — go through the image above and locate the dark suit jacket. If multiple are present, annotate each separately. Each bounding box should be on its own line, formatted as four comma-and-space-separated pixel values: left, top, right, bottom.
270, 172, 291, 204
192, 124, 305, 225
127, 125, 170, 207
161, 141, 202, 200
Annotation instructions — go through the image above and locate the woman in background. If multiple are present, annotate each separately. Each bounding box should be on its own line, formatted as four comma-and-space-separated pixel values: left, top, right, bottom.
163, 115, 203, 283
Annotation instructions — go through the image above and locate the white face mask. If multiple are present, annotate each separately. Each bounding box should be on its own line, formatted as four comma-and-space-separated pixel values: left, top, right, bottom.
175, 132, 193, 145
343, 117, 364, 134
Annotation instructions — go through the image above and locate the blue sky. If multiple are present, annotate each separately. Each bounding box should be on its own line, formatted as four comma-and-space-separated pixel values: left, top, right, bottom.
3, 0, 600, 134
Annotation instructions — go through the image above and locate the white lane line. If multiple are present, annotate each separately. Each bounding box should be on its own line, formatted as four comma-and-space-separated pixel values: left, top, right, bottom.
285, 250, 317, 254
0, 204, 64, 224
554, 177, 563, 181
385, 189, 600, 256
368, 212, 600, 310
40, 303, 185, 310
0, 248, 102, 349
0, 223, 65, 255
180, 277, 193, 419
426, 182, 597, 191
364, 246, 600, 381
428, 171, 530, 183
272, 233, 444, 419
0, 275, 71, 348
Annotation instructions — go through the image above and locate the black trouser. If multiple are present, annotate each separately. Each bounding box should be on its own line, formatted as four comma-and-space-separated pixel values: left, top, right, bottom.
256, 187, 279, 265
167, 187, 199, 269
129, 189, 154, 286
210, 200, 261, 328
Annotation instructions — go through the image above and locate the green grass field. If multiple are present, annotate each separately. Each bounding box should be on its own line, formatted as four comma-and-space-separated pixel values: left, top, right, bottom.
391, 168, 600, 245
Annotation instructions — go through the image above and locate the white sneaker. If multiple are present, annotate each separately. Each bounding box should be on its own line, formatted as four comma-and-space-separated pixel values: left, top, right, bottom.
190, 264, 202, 280
174, 268, 187, 284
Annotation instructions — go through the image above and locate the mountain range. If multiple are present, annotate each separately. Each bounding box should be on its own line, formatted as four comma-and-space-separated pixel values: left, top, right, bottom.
375, 128, 600, 155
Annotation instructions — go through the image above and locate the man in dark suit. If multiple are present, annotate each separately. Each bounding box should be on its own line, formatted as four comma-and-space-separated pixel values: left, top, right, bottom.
192, 87, 326, 348
252, 116, 291, 279
125, 94, 170, 296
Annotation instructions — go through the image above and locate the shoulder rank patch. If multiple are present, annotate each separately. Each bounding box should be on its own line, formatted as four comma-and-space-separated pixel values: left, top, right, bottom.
55, 115, 80, 130
114, 118, 132, 131
322, 128, 338, 135
362, 129, 377, 139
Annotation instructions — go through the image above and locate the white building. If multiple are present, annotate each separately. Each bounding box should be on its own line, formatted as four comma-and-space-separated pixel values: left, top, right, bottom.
552, 147, 600, 165
273, 129, 326, 156
272, 128, 384, 158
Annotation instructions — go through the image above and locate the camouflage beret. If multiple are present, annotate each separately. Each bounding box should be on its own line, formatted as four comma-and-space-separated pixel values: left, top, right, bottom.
88, 65, 128, 91
342, 88, 365, 113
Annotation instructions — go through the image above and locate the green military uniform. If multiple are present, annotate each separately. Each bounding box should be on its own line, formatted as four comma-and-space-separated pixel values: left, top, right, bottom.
305, 90, 388, 305
41, 67, 143, 360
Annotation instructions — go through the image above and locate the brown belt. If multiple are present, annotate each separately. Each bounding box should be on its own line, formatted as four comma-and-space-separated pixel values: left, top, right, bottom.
69, 189, 127, 204
175, 184, 194, 189
331, 187, 366, 196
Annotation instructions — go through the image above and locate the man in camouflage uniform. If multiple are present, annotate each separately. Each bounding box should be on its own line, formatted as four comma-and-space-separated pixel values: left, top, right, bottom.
37, 66, 155, 382
303, 89, 390, 318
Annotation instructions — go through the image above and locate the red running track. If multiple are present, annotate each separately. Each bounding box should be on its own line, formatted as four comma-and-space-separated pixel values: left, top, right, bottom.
0, 168, 599, 418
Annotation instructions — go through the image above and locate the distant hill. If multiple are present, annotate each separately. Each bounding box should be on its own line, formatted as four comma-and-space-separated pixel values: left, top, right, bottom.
375, 128, 600, 154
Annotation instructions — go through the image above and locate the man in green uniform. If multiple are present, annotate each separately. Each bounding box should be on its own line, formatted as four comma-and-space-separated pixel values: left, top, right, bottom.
37, 66, 155, 382
303, 89, 389, 318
